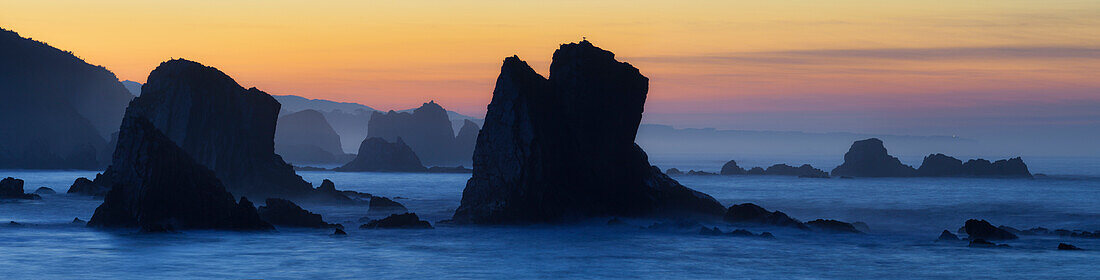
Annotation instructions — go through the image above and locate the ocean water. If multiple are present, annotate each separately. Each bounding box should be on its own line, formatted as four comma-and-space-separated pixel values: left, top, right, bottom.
1, 158, 1099, 279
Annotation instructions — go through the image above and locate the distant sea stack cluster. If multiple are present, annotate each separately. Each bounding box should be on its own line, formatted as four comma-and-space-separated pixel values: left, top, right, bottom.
274, 109, 353, 164
831, 138, 1032, 178
367, 101, 479, 167
452, 40, 726, 224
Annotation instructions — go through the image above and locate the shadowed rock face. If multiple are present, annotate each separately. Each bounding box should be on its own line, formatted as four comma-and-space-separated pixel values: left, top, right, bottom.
831, 138, 916, 177
962, 219, 1018, 240
335, 137, 427, 172
123, 59, 315, 200
0, 28, 133, 169
454, 119, 480, 163
368, 101, 464, 166
257, 198, 339, 229
359, 213, 433, 229
275, 109, 346, 164
87, 116, 273, 232
452, 41, 725, 224
723, 203, 807, 230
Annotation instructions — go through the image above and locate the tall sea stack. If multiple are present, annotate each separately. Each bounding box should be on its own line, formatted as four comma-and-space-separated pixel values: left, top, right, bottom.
274, 109, 347, 164
831, 138, 916, 177
452, 41, 725, 224
123, 59, 316, 200
88, 116, 273, 232
368, 101, 464, 166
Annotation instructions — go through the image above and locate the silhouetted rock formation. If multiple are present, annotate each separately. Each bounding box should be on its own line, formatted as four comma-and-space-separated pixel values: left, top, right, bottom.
369, 101, 469, 166
916, 154, 1032, 177
123, 59, 320, 201
665, 168, 685, 175
454, 119, 480, 163
0, 177, 41, 200
915, 153, 963, 177
33, 187, 55, 195
831, 138, 916, 177
806, 219, 862, 233
257, 198, 339, 228
87, 116, 274, 232
938, 230, 960, 241
720, 160, 746, 175
723, 203, 808, 230
0, 28, 134, 169
66, 176, 111, 196
763, 164, 829, 178
335, 137, 427, 172
961, 219, 1018, 240
359, 213, 433, 229
747, 167, 765, 175
687, 170, 717, 176
368, 196, 409, 216
275, 109, 349, 164
452, 41, 725, 224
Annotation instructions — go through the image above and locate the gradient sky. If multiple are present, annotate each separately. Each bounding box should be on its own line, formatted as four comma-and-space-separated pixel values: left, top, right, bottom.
2, 0, 1098, 141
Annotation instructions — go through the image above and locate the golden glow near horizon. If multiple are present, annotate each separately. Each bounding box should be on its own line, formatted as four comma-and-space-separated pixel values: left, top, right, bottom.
2, 0, 1098, 125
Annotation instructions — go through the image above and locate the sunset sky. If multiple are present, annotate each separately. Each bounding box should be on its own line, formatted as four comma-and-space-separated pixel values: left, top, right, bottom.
2, 0, 1098, 140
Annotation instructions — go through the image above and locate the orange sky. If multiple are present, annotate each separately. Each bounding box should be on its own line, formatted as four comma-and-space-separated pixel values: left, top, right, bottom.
2, 0, 1098, 132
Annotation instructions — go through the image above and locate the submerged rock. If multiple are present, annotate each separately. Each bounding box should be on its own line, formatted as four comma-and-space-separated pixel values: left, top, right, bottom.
359, 213, 433, 229
968, 239, 1003, 248
962, 219, 1018, 240
427, 166, 472, 173
71, 218, 86, 225
1058, 243, 1082, 250
86, 116, 273, 232
699, 226, 772, 238
723, 203, 808, 230
452, 41, 725, 224
851, 222, 870, 232
335, 137, 427, 172
0, 177, 40, 200
123, 59, 319, 201
333, 228, 347, 236
806, 219, 863, 233
34, 187, 56, 195
831, 138, 916, 177
938, 230, 960, 241
257, 198, 339, 229
720, 160, 746, 175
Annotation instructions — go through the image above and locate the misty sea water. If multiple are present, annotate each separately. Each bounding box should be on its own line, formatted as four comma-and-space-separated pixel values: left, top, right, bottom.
1, 157, 1098, 279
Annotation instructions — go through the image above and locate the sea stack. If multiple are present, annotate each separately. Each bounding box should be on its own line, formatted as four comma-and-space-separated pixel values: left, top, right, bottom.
451, 41, 725, 224
122, 59, 317, 200
368, 101, 465, 166
335, 137, 427, 172
831, 138, 916, 177
87, 116, 273, 232
274, 109, 347, 164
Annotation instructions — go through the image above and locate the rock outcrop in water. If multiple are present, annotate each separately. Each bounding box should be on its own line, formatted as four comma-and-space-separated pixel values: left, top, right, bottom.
0, 177, 41, 200
87, 116, 274, 232
66, 175, 112, 196
122, 59, 323, 201
720, 160, 746, 175
916, 154, 1032, 177
335, 137, 427, 172
763, 164, 829, 178
451, 41, 726, 224
368, 101, 472, 166
360, 213, 433, 229
806, 219, 862, 233
723, 203, 808, 230
368, 196, 409, 216
831, 138, 916, 177
274, 109, 349, 164
961, 219, 1018, 240
33, 187, 55, 195
257, 198, 339, 228
0, 28, 134, 169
